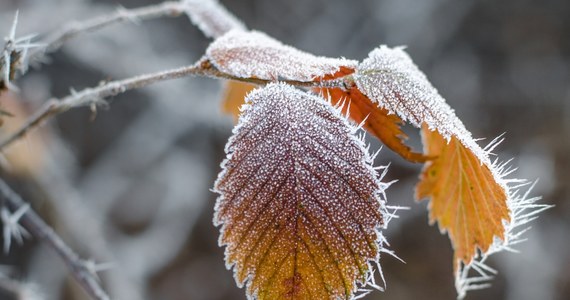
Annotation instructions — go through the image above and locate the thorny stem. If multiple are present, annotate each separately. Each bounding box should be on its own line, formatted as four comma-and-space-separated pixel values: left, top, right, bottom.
0, 59, 349, 150
27, 1, 187, 64
0, 179, 110, 300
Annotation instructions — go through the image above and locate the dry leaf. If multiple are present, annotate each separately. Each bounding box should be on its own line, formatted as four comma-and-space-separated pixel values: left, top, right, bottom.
0, 92, 47, 177
214, 83, 388, 299
220, 81, 256, 122
321, 86, 428, 163
354, 45, 481, 157
207, 29, 358, 81
416, 125, 509, 268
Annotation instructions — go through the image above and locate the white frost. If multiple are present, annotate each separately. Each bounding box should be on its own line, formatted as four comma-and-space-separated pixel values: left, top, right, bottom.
183, 0, 246, 38
213, 83, 394, 299
206, 29, 358, 81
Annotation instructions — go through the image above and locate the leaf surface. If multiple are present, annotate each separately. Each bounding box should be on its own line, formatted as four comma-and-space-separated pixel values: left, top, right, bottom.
214, 83, 387, 299
353, 45, 514, 269
321, 86, 428, 163
207, 29, 358, 81
416, 125, 509, 268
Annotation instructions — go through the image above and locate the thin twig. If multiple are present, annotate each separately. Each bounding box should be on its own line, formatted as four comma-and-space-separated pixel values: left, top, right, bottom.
183, 0, 246, 38
0, 179, 110, 300
28, 1, 187, 63
0, 59, 347, 150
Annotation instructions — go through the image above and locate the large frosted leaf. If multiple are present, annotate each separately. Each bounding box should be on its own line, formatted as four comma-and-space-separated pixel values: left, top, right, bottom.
206, 30, 358, 81
214, 83, 388, 299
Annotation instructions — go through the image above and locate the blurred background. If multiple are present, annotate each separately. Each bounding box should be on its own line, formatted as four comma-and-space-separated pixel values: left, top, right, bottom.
0, 0, 568, 299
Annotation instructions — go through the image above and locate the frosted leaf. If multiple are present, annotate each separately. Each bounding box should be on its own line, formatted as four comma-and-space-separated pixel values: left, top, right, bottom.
183, 0, 246, 38
214, 83, 389, 299
355, 46, 549, 298
354, 46, 487, 162
206, 29, 358, 81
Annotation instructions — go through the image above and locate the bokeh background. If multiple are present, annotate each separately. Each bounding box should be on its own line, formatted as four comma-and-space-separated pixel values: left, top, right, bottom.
0, 0, 568, 299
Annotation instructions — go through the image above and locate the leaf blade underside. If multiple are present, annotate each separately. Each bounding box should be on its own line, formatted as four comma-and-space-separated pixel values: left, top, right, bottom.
320, 86, 428, 163
214, 83, 387, 299
416, 125, 509, 268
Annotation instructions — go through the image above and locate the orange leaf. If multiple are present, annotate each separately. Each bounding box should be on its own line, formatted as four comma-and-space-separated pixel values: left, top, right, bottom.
0, 92, 48, 177
220, 81, 256, 121
321, 86, 429, 163
416, 125, 510, 268
215, 83, 387, 299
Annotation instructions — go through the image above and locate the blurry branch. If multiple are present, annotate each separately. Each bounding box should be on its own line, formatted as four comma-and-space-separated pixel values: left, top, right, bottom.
27, 1, 187, 62
3, 0, 244, 86
0, 179, 110, 300
183, 0, 246, 38
0, 58, 347, 150
29, 0, 245, 69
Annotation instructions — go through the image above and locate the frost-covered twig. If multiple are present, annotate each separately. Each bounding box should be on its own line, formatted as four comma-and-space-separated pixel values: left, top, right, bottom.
0, 59, 346, 150
183, 0, 246, 38
26, 1, 187, 65
0, 179, 110, 300
1, 11, 40, 91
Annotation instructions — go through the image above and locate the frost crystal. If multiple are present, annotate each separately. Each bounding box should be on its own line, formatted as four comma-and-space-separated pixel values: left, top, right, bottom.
214, 83, 391, 299
354, 46, 485, 161
207, 29, 358, 81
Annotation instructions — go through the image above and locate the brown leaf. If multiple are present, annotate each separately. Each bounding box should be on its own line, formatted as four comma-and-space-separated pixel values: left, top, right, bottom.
320, 86, 429, 163
0, 92, 48, 177
416, 125, 510, 268
207, 30, 358, 82
214, 83, 387, 299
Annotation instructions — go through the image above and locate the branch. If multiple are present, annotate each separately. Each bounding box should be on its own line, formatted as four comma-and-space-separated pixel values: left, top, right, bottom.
0, 179, 110, 300
2, 0, 245, 91
27, 1, 188, 65
183, 0, 246, 38
0, 58, 347, 150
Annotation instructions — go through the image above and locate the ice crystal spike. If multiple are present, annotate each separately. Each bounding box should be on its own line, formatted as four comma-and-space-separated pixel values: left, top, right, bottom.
207, 29, 358, 82
214, 83, 390, 299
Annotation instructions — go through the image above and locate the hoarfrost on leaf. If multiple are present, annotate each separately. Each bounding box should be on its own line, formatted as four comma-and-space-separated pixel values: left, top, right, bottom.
213, 83, 391, 299
206, 29, 358, 82
353, 45, 549, 298
354, 46, 485, 161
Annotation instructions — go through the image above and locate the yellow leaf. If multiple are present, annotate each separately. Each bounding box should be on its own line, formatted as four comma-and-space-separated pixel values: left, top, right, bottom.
416, 125, 510, 269
321, 86, 429, 163
215, 84, 387, 299
220, 81, 256, 122
0, 92, 48, 178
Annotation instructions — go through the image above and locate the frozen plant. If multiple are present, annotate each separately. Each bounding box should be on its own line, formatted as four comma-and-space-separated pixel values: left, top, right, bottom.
0, 0, 550, 299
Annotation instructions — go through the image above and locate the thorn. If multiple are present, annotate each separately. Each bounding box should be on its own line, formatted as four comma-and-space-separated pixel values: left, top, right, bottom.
1, 203, 30, 253
8, 11, 19, 42
82, 259, 114, 281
